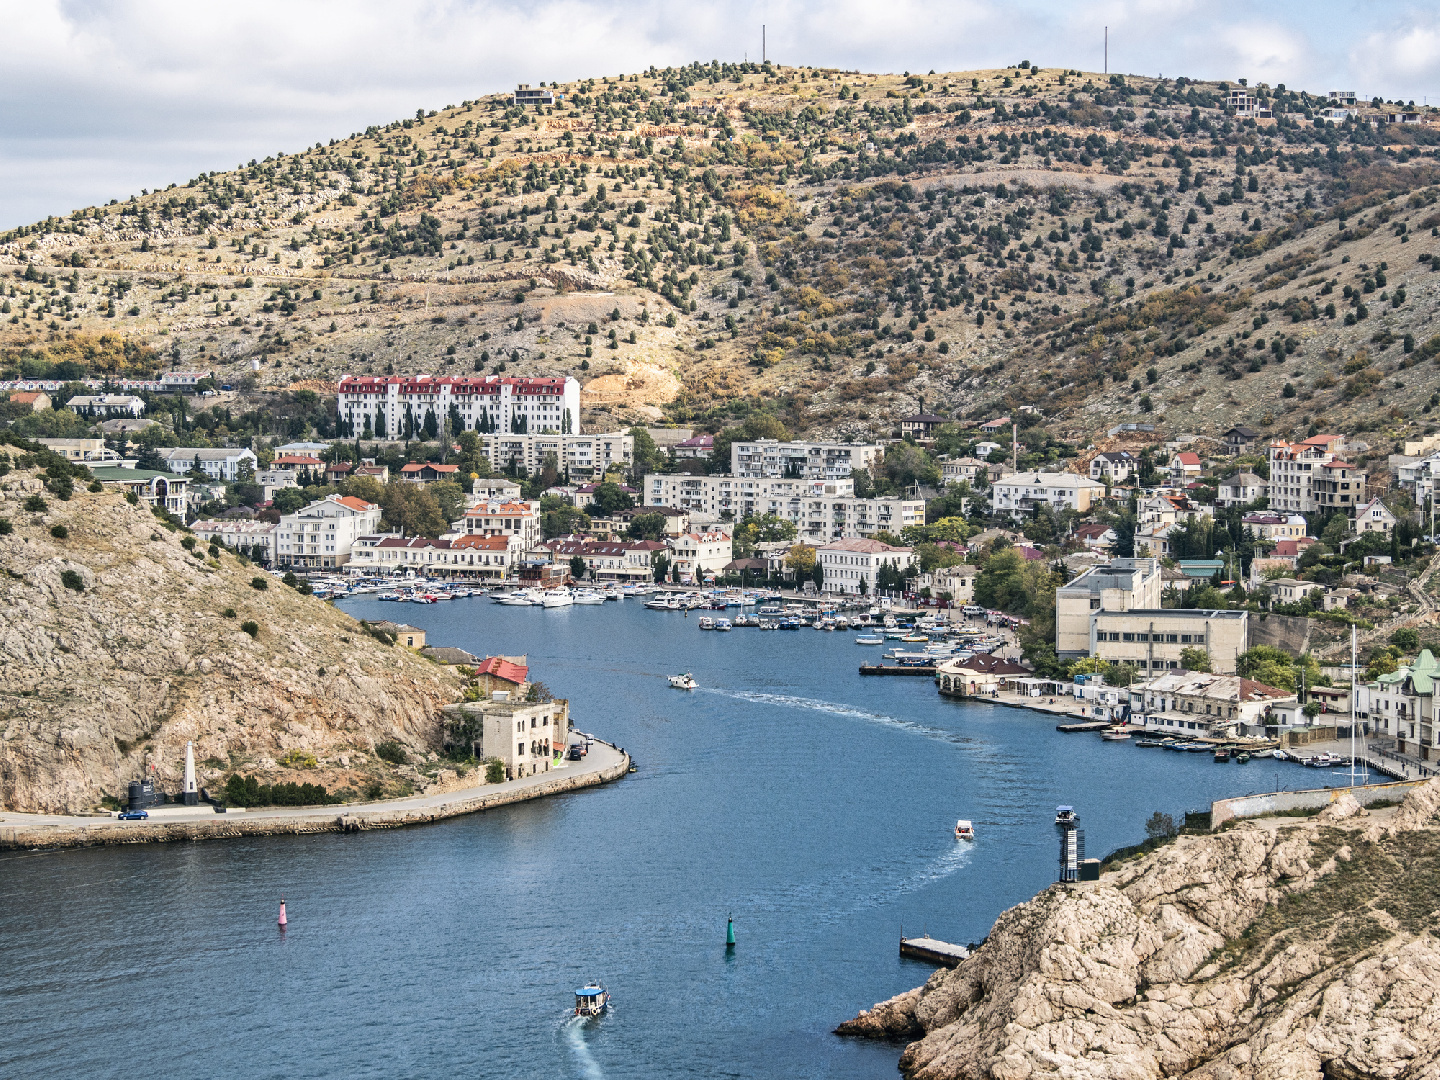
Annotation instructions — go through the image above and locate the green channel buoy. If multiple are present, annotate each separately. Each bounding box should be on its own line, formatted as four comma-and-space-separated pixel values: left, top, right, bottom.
726, 915, 735, 949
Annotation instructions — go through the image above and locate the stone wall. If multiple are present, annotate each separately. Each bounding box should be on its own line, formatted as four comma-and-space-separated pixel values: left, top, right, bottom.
1210, 777, 1423, 828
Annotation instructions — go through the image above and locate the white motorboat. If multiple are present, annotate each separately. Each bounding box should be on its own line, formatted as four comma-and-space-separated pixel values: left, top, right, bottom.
669, 673, 698, 690
697, 616, 715, 630
573, 591, 606, 605
715, 618, 732, 631
574, 983, 610, 1017
855, 634, 885, 645
1101, 729, 1132, 741
542, 589, 574, 608
954, 819, 975, 841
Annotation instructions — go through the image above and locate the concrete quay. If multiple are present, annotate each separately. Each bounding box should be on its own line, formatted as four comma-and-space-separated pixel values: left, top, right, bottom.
0, 739, 630, 851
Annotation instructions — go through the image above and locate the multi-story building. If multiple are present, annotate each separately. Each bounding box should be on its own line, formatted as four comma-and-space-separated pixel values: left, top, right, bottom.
1353, 498, 1397, 535
66, 394, 145, 418
191, 519, 278, 563
817, 538, 917, 596
457, 501, 542, 550
545, 538, 665, 582
939, 456, 989, 485
666, 532, 733, 583
991, 472, 1106, 519
1266, 435, 1358, 514
34, 438, 133, 466
730, 439, 883, 480
481, 431, 633, 478
1056, 558, 1165, 659
91, 467, 187, 515
155, 447, 259, 482
643, 474, 923, 541
269, 454, 325, 482
348, 533, 525, 579
275, 494, 383, 569
1241, 512, 1308, 542
1129, 672, 1296, 736
1090, 609, 1249, 675
1216, 471, 1265, 507
1363, 650, 1440, 759
1088, 451, 1135, 484
441, 695, 571, 780
337, 375, 580, 440
160, 371, 212, 392
1312, 459, 1367, 513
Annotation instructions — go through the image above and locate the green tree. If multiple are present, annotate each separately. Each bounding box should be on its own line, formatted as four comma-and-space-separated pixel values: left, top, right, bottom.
628, 426, 666, 482
1145, 812, 1177, 840
1235, 645, 1297, 691
626, 512, 667, 542
1179, 646, 1211, 672
380, 480, 447, 537
272, 487, 310, 515
429, 479, 465, 526
974, 548, 1026, 612
569, 555, 587, 580
1391, 627, 1421, 653
587, 481, 635, 516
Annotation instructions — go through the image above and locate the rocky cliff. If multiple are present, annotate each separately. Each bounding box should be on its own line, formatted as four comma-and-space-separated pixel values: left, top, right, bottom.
0, 471, 462, 813
840, 783, 1440, 1079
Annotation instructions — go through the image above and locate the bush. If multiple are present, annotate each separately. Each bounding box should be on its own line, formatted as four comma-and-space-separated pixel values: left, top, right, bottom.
282, 571, 299, 588
222, 607, 236, 618
24, 494, 47, 512
50, 524, 69, 539
0, 519, 11, 535
240, 620, 259, 638
1391, 627, 1421, 652
364, 781, 385, 800
88, 480, 103, 493
223, 773, 339, 807
375, 740, 408, 765
279, 749, 318, 769
1145, 811, 1178, 840
60, 570, 85, 592
250, 576, 268, 590
485, 757, 506, 783
125, 491, 139, 505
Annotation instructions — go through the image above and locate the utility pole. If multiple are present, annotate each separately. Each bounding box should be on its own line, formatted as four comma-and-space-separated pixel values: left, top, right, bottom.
1104, 27, 1108, 75
763, 25, 766, 64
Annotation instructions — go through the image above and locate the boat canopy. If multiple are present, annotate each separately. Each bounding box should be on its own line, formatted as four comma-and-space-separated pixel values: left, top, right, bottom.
576, 986, 604, 997
1055, 805, 1074, 813
955, 819, 973, 828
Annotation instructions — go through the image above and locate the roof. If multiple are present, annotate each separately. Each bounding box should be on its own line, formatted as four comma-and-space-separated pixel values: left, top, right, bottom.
1074, 523, 1113, 539
902, 413, 947, 424
158, 447, 253, 461
421, 647, 480, 665
818, 538, 912, 554
1222, 472, 1264, 486
475, 656, 529, 685
332, 495, 377, 512
451, 534, 515, 550
942, 654, 1031, 676
675, 434, 714, 448
272, 455, 323, 466
401, 462, 460, 474
1140, 670, 1294, 702
9, 391, 47, 402
1225, 426, 1259, 438
1174, 452, 1202, 466
91, 467, 175, 482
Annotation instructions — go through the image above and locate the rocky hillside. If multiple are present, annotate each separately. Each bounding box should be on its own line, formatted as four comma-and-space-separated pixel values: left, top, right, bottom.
0, 469, 462, 813
839, 781, 1440, 1079
3, 62, 1439, 445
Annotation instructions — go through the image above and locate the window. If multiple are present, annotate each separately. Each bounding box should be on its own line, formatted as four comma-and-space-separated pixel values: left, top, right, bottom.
1122, 632, 1135, 642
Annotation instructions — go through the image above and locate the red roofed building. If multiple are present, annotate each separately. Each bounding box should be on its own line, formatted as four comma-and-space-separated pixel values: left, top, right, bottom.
474, 655, 529, 699
546, 538, 665, 581
270, 454, 325, 481
9, 391, 52, 412
461, 501, 541, 548
400, 462, 461, 483
336, 375, 579, 440
1169, 451, 1203, 480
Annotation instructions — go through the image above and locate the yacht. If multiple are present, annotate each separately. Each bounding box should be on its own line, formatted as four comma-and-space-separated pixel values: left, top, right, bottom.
542, 589, 574, 608
496, 590, 539, 606
698, 616, 716, 630
715, 618, 733, 631
855, 633, 885, 645
572, 591, 606, 605
1055, 806, 1078, 826
669, 673, 698, 690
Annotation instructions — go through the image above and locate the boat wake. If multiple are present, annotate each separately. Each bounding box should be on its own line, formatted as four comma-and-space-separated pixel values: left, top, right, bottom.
701, 688, 975, 748
562, 1015, 606, 1080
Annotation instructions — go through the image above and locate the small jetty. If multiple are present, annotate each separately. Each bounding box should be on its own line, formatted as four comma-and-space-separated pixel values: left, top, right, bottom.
1056, 720, 1111, 733
900, 936, 970, 966
860, 664, 937, 676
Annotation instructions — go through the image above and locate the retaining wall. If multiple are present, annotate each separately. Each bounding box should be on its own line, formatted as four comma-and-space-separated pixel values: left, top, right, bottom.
1210, 778, 1425, 829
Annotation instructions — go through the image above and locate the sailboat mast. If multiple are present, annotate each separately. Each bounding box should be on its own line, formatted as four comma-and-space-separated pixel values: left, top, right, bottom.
1350, 624, 1357, 786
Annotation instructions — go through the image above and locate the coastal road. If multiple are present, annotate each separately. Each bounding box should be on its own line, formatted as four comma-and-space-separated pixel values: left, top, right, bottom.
0, 739, 630, 849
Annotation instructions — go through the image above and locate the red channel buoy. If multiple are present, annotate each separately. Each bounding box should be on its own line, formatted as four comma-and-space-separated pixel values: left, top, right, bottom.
278, 899, 288, 927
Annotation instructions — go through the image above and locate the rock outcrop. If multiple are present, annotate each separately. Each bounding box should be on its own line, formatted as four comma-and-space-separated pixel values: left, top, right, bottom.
0, 472, 462, 812
841, 782, 1440, 1079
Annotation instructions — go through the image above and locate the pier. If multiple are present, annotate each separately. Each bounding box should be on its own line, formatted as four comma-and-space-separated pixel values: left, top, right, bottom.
860, 663, 937, 676
1056, 720, 1112, 733
900, 936, 970, 966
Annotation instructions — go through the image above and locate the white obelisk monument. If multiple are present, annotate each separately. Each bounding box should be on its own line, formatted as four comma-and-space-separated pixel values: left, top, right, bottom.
183, 741, 199, 805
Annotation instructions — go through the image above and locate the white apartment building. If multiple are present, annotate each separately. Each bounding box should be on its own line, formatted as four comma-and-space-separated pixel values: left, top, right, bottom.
275, 494, 383, 569
817, 538, 917, 596
155, 447, 259, 482
643, 474, 923, 541
337, 375, 580, 440
1088, 452, 1135, 484
191, 519, 278, 563
160, 371, 212, 392
545, 539, 666, 582
347, 533, 526, 579
1266, 434, 1350, 514
730, 439, 883, 480
1130, 672, 1296, 735
992, 472, 1106, 519
666, 532, 733, 582
481, 431, 633, 478
66, 394, 145, 418
457, 501, 542, 550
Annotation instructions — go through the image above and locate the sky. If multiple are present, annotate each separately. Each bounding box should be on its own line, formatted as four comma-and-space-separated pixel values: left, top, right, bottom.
2, 0, 1439, 230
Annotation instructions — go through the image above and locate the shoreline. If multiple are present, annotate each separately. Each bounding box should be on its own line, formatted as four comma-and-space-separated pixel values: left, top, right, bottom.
0, 739, 631, 851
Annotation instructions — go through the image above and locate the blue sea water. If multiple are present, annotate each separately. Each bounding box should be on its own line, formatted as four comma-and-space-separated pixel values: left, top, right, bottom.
0, 597, 1339, 1079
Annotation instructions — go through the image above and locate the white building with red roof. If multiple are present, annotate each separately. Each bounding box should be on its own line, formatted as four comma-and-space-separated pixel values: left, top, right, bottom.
336, 375, 580, 440
817, 537, 916, 596
1267, 434, 1363, 514
275, 494, 383, 569
459, 500, 541, 549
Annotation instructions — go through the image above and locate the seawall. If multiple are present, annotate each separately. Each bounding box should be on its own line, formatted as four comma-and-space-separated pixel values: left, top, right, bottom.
1209, 777, 1424, 828
0, 741, 631, 851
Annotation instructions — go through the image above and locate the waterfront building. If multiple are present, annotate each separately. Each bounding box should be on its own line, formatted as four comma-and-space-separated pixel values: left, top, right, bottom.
1055, 558, 1164, 660
544, 538, 665, 581
936, 654, 1032, 697
457, 501, 542, 550
275, 494, 383, 569
480, 431, 633, 478
337, 375, 580, 440
347, 533, 525, 579
643, 474, 922, 541
1090, 609, 1249, 675
1129, 672, 1295, 735
665, 532, 733, 583
474, 655, 528, 697
730, 438, 883, 480
155, 447, 259, 482
191, 519, 278, 563
1362, 650, 1439, 758
441, 693, 571, 780
991, 472, 1105, 520
816, 538, 916, 596
915, 564, 977, 601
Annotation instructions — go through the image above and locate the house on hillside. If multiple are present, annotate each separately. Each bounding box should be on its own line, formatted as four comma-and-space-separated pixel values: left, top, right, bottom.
1222, 426, 1260, 456
1169, 452, 1203, 480
1353, 498, 1397, 535
899, 413, 946, 440
1089, 451, 1135, 484
1217, 472, 1264, 507
9, 391, 51, 411
400, 462, 461, 484
474, 655, 529, 698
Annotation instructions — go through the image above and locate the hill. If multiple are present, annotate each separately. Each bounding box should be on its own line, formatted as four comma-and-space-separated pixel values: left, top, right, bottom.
2, 62, 1440, 449
0, 457, 462, 813
840, 782, 1440, 1079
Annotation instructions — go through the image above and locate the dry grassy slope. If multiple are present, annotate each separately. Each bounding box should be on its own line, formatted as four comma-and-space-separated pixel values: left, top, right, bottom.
0, 472, 462, 813
1, 63, 1439, 446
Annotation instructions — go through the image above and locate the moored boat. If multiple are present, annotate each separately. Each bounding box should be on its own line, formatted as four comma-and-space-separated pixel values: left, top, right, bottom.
697, 616, 715, 630
855, 634, 885, 645
1055, 805, 1078, 826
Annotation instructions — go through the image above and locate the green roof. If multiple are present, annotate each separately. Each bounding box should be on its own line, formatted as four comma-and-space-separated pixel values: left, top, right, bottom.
1379, 649, 1438, 694
91, 467, 175, 482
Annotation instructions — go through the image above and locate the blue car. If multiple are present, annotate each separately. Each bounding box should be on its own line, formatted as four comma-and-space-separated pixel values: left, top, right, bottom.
117, 810, 149, 820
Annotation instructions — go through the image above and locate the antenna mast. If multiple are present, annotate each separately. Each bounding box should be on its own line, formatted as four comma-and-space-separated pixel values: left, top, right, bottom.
1104, 27, 1108, 75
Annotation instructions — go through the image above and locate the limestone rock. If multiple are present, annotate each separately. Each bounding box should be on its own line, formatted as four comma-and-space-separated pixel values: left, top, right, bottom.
844, 780, 1440, 1080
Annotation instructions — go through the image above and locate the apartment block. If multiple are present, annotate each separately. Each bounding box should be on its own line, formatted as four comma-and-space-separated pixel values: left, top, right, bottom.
730, 438, 883, 480
337, 375, 580, 440
643, 474, 923, 541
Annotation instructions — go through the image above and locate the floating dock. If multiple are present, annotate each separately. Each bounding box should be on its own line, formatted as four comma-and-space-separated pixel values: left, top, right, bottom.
1056, 720, 1112, 733
900, 937, 970, 966
859, 664, 937, 676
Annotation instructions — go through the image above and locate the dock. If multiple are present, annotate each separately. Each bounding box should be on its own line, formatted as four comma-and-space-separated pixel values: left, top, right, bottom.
900, 936, 970, 966
860, 664, 937, 676
1056, 720, 1112, 733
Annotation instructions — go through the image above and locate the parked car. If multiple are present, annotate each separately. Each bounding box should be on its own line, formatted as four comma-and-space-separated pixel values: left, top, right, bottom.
117, 810, 149, 820
567, 745, 584, 761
